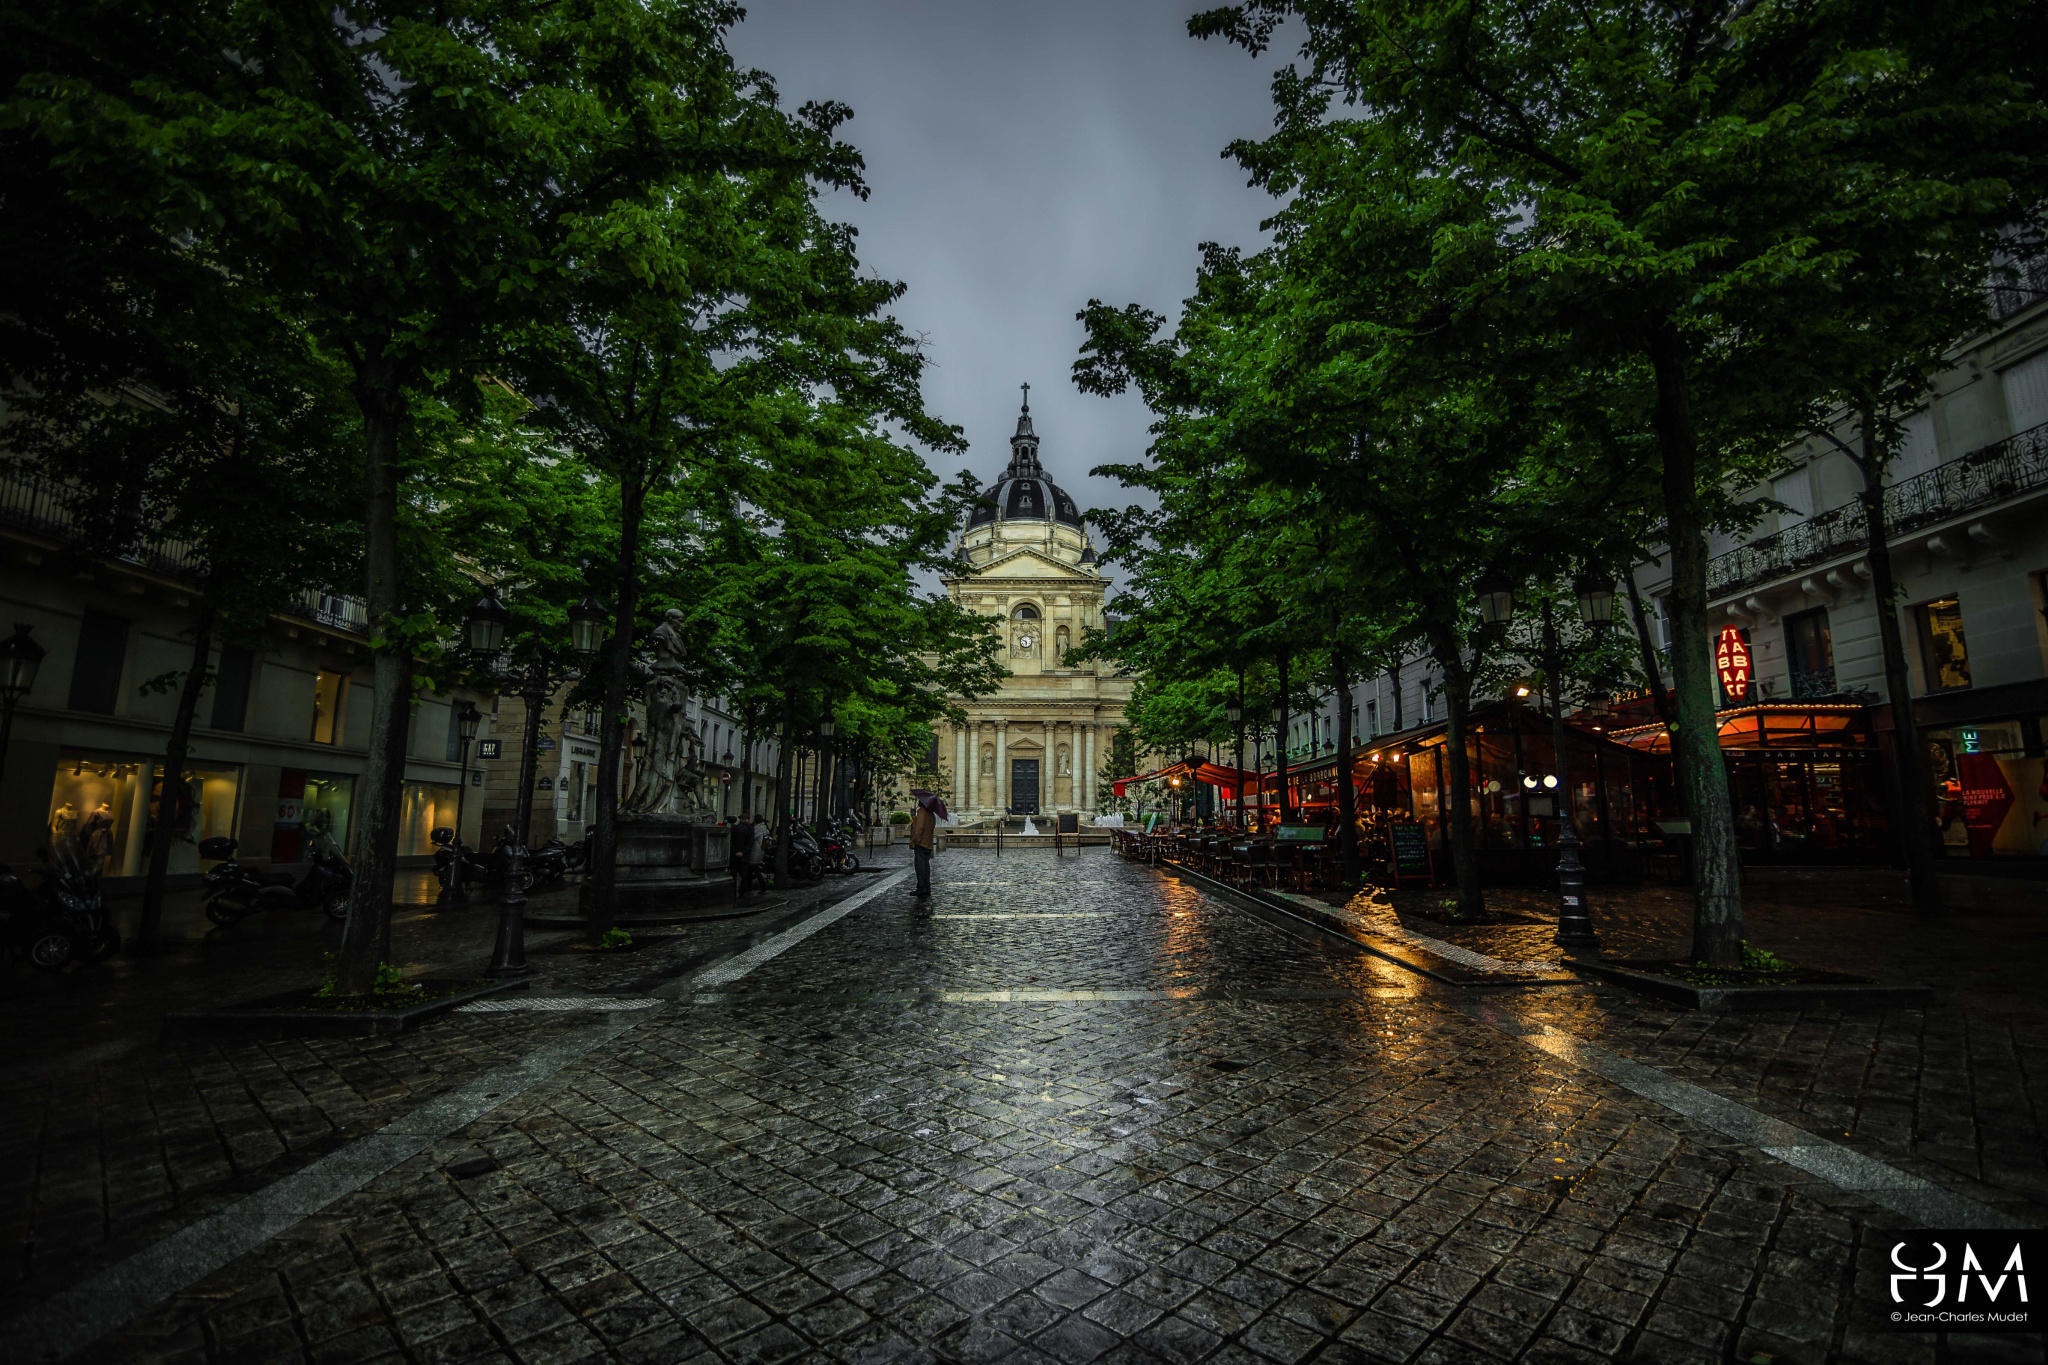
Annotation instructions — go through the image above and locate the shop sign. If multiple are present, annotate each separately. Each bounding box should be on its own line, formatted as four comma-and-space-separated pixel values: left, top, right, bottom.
1715, 627, 1752, 702
477, 739, 501, 760
275, 799, 304, 829
569, 743, 598, 760
1956, 754, 2014, 859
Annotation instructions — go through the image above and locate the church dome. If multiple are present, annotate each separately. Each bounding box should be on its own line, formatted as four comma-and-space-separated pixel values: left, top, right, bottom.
964, 389, 1086, 531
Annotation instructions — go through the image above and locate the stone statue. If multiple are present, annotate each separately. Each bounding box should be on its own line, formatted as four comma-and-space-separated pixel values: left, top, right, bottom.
623, 611, 691, 816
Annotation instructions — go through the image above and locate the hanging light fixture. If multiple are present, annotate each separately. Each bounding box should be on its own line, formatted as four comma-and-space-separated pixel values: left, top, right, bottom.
465, 587, 509, 654
1573, 571, 1617, 628
567, 592, 606, 657
1475, 569, 1515, 627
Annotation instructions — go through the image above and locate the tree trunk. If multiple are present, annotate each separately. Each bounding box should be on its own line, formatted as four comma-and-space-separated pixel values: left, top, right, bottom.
1274, 653, 1292, 824
739, 728, 753, 819
1858, 411, 1945, 914
773, 705, 795, 883
138, 605, 215, 950
1331, 651, 1359, 884
1431, 629, 1486, 921
1646, 322, 1742, 968
585, 471, 644, 940
336, 364, 407, 995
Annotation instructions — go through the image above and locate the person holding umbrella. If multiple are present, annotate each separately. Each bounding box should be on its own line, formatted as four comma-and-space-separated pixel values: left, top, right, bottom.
908, 788, 946, 898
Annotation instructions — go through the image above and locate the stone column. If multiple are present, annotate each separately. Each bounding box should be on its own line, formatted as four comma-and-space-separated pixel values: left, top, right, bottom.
994, 720, 1008, 813
1081, 723, 1095, 812
953, 724, 967, 810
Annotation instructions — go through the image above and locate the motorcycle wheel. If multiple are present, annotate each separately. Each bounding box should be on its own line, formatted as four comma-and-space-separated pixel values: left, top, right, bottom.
803, 854, 826, 880
75, 921, 119, 963
204, 898, 245, 927
836, 853, 861, 875
29, 929, 75, 970
323, 889, 350, 921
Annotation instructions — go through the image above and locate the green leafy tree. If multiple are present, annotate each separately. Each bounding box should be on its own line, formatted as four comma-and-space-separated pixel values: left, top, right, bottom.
1189, 0, 2040, 962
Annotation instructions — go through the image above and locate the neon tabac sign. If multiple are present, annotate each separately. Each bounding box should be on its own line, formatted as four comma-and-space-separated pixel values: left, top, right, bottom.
1715, 627, 1752, 702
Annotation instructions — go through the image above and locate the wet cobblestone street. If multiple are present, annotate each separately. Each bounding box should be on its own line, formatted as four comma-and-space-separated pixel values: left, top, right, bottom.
6, 849, 2045, 1364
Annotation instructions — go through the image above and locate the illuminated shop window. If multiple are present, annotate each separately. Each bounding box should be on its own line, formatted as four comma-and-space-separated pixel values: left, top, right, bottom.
311, 669, 348, 744
1916, 597, 1971, 692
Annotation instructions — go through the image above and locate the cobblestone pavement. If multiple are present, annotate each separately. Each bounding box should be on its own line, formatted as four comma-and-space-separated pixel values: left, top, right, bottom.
1370, 873, 2048, 1212
7, 848, 2046, 1363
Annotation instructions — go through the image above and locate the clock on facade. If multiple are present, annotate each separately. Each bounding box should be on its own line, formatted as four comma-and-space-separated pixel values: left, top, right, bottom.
1017, 632, 1035, 651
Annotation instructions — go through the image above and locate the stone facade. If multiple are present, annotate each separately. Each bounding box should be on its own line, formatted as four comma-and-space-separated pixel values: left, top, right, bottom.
934, 393, 1133, 821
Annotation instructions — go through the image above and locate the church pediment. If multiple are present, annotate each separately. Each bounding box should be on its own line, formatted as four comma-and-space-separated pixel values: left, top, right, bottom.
968, 546, 1101, 581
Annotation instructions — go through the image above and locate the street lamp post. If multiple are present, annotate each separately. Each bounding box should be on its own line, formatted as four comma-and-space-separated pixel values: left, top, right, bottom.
817, 716, 836, 824
1225, 696, 1244, 830
466, 587, 604, 977
0, 623, 47, 784
1500, 573, 1614, 952
1270, 701, 1292, 825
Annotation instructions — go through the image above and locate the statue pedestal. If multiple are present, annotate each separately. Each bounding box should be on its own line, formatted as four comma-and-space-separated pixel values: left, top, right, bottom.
570, 814, 737, 921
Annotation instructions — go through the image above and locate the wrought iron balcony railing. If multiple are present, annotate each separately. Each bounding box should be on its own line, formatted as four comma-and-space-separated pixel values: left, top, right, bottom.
0, 465, 370, 637
1706, 418, 2048, 600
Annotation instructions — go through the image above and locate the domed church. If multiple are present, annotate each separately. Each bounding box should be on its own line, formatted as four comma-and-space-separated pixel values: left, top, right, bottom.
937, 387, 1134, 820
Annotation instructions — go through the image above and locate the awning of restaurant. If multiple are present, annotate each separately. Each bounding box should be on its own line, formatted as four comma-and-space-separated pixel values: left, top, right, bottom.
1111, 760, 1259, 798
1609, 703, 1869, 752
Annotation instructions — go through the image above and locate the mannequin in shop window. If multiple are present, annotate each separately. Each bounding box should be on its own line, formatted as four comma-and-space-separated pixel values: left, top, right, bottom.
50, 801, 79, 851
80, 801, 115, 868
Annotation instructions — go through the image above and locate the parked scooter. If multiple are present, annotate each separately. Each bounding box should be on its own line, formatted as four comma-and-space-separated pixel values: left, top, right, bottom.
46, 847, 118, 961
431, 827, 491, 905
556, 827, 593, 874
0, 860, 79, 970
201, 830, 353, 925
773, 822, 827, 882
525, 837, 570, 886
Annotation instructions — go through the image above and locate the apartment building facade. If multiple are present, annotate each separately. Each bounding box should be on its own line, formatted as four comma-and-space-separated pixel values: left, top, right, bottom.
0, 468, 495, 886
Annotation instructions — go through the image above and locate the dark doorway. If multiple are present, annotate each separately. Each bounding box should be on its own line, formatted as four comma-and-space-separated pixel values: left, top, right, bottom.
1010, 758, 1040, 814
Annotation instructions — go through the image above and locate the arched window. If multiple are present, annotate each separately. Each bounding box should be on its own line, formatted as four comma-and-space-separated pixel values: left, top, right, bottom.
1012, 604, 1039, 620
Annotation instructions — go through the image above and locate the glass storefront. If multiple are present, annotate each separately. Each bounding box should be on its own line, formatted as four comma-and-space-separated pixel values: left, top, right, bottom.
399, 782, 461, 855
1926, 722, 2048, 859
48, 752, 242, 875
272, 770, 356, 862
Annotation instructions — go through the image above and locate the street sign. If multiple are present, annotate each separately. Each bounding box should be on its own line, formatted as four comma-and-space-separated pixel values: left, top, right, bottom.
537, 776, 553, 791
536, 737, 557, 752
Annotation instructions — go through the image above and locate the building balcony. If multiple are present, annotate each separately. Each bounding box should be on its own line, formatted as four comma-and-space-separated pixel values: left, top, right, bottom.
1705, 418, 2048, 602
0, 465, 369, 637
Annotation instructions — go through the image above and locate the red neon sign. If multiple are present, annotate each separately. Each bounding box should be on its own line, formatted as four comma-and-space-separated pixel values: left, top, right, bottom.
1715, 627, 1752, 701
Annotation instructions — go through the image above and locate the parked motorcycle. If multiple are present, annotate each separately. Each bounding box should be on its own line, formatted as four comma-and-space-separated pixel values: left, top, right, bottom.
0, 860, 78, 970
431, 827, 491, 905
525, 837, 570, 886
200, 831, 352, 925
816, 818, 861, 875
773, 822, 827, 882
47, 847, 118, 961
557, 827, 593, 874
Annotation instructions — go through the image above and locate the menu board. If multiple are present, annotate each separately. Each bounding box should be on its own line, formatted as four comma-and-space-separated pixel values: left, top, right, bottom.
1276, 824, 1324, 842
1387, 824, 1432, 881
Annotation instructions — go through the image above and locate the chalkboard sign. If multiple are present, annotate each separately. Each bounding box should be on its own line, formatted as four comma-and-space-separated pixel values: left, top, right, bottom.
1056, 813, 1079, 834
1276, 824, 1324, 843
1387, 823, 1432, 881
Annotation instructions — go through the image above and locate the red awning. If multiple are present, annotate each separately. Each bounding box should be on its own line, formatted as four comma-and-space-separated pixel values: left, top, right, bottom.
1111, 760, 1260, 798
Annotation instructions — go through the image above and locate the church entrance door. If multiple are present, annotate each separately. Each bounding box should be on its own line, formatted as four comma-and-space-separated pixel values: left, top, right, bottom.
1009, 759, 1040, 815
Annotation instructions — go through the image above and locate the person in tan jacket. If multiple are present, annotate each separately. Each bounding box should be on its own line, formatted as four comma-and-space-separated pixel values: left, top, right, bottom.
908, 789, 944, 897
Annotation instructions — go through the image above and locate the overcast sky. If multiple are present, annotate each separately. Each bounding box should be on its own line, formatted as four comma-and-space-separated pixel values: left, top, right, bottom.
729, 1, 1290, 531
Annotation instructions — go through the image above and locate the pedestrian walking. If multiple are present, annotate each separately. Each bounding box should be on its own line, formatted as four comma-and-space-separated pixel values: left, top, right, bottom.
908, 789, 945, 898
730, 812, 760, 905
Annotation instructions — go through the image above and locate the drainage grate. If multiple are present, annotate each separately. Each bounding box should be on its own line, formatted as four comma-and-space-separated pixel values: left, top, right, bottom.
454, 996, 664, 1013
